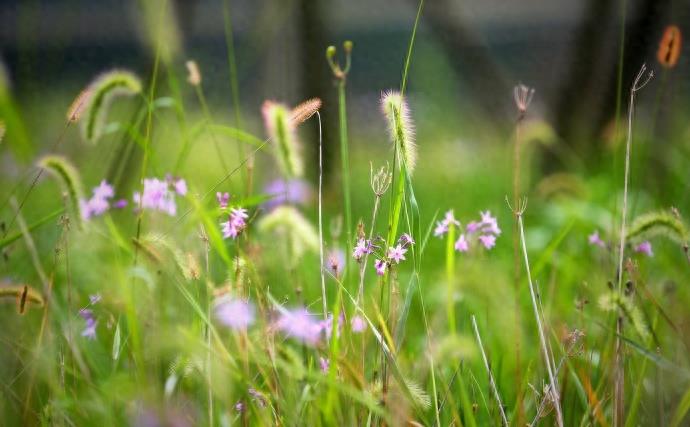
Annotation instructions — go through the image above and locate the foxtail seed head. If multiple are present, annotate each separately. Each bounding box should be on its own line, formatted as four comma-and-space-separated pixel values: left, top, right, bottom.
262, 101, 304, 178
381, 90, 416, 174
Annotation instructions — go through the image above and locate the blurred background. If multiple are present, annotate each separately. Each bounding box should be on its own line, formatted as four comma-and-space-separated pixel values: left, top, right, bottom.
1, 0, 688, 168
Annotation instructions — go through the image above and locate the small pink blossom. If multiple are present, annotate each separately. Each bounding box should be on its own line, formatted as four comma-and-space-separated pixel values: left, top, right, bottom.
387, 244, 407, 264
319, 357, 330, 373
326, 248, 346, 276
434, 210, 460, 237
454, 234, 469, 252
634, 241, 653, 257
215, 297, 255, 330
276, 308, 323, 346
352, 238, 372, 260
398, 233, 415, 247
216, 192, 230, 209
174, 178, 188, 196
374, 259, 387, 276
478, 234, 496, 249
351, 315, 367, 333
588, 230, 606, 248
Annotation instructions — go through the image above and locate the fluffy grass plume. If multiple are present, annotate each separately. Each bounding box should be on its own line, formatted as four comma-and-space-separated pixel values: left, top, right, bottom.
381, 90, 416, 173
80, 69, 142, 143
37, 155, 84, 227
66, 88, 92, 123
599, 291, 651, 343
627, 210, 688, 245
258, 205, 319, 263
290, 97, 322, 126
262, 100, 304, 177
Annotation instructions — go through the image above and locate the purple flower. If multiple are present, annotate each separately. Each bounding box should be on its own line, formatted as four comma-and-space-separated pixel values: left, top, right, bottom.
174, 178, 187, 196
216, 192, 230, 209
479, 210, 501, 235
275, 308, 323, 345
398, 233, 415, 247
234, 402, 245, 413
478, 234, 496, 250
588, 230, 606, 248
466, 221, 481, 234
79, 308, 97, 340
434, 210, 460, 237
248, 388, 267, 408
93, 180, 114, 200
454, 234, 469, 252
326, 248, 346, 276
352, 238, 373, 261
387, 244, 407, 264
221, 207, 249, 240
351, 315, 367, 333
113, 199, 128, 209
319, 357, 330, 373
215, 297, 255, 330
374, 259, 387, 276
634, 241, 653, 257
133, 177, 178, 216
89, 294, 101, 305
80, 180, 116, 220
262, 179, 312, 211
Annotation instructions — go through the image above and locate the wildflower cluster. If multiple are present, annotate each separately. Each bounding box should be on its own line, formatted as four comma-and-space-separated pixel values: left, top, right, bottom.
588, 229, 653, 257
217, 192, 249, 240
80, 180, 117, 220
213, 296, 366, 346
352, 233, 415, 276
435, 210, 501, 252
133, 175, 187, 216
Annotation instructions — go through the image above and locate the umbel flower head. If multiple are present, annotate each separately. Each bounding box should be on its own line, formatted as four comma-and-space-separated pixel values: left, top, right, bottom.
381, 91, 417, 174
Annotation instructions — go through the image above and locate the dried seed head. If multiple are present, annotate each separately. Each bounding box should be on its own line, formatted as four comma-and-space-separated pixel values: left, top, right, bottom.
67, 88, 92, 122
370, 162, 392, 196
290, 97, 322, 126
513, 83, 535, 115
186, 60, 201, 86
381, 91, 417, 173
657, 25, 681, 68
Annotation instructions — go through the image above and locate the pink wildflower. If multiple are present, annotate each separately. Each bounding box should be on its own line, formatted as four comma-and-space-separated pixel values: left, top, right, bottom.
276, 308, 323, 346
454, 234, 469, 252
215, 297, 255, 330
319, 357, 330, 373
352, 238, 372, 260
351, 315, 367, 333
387, 244, 407, 264
634, 241, 653, 257
478, 234, 496, 249
588, 230, 606, 248
434, 210, 460, 237
216, 192, 230, 209
374, 259, 387, 276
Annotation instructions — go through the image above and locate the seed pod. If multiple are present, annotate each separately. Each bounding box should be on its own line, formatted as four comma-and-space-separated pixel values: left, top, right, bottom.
381, 91, 416, 174
657, 25, 682, 68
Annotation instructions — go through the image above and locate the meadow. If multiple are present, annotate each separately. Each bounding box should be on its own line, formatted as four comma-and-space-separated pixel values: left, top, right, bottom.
1, 1, 690, 426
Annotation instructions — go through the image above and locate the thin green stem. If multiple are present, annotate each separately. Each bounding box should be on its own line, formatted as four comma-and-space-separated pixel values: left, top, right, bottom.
338, 80, 353, 284
445, 222, 456, 334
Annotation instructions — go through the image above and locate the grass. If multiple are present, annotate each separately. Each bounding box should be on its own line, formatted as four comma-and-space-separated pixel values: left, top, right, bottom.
2, 1, 690, 426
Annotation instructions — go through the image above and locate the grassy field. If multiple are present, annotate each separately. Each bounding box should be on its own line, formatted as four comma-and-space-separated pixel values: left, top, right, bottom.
2, 2, 690, 426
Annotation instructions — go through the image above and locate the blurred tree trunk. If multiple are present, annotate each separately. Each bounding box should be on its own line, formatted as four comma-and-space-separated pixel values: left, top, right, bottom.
296, 0, 337, 185
551, 0, 671, 168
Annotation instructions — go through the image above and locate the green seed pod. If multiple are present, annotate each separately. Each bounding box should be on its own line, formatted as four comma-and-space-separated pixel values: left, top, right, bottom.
262, 101, 304, 178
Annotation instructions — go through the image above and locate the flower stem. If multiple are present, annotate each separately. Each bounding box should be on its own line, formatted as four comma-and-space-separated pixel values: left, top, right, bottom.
337, 79, 353, 284
445, 222, 456, 334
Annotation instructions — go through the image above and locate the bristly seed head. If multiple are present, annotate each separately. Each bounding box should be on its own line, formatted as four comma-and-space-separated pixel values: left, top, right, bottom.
381, 91, 417, 174
513, 83, 535, 116
290, 98, 322, 126
262, 100, 304, 178
67, 88, 92, 122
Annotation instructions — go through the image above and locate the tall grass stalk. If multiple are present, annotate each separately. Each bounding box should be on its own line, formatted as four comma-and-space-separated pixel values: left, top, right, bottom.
317, 111, 327, 318
614, 63, 653, 427
512, 83, 533, 424
514, 199, 564, 427
445, 221, 456, 333
472, 315, 509, 426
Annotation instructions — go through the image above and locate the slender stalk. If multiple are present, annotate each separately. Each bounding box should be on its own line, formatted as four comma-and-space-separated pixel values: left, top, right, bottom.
614, 64, 653, 427
445, 221, 456, 334
317, 111, 327, 318
472, 315, 509, 426
516, 206, 563, 427
357, 195, 380, 303
337, 80, 353, 283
